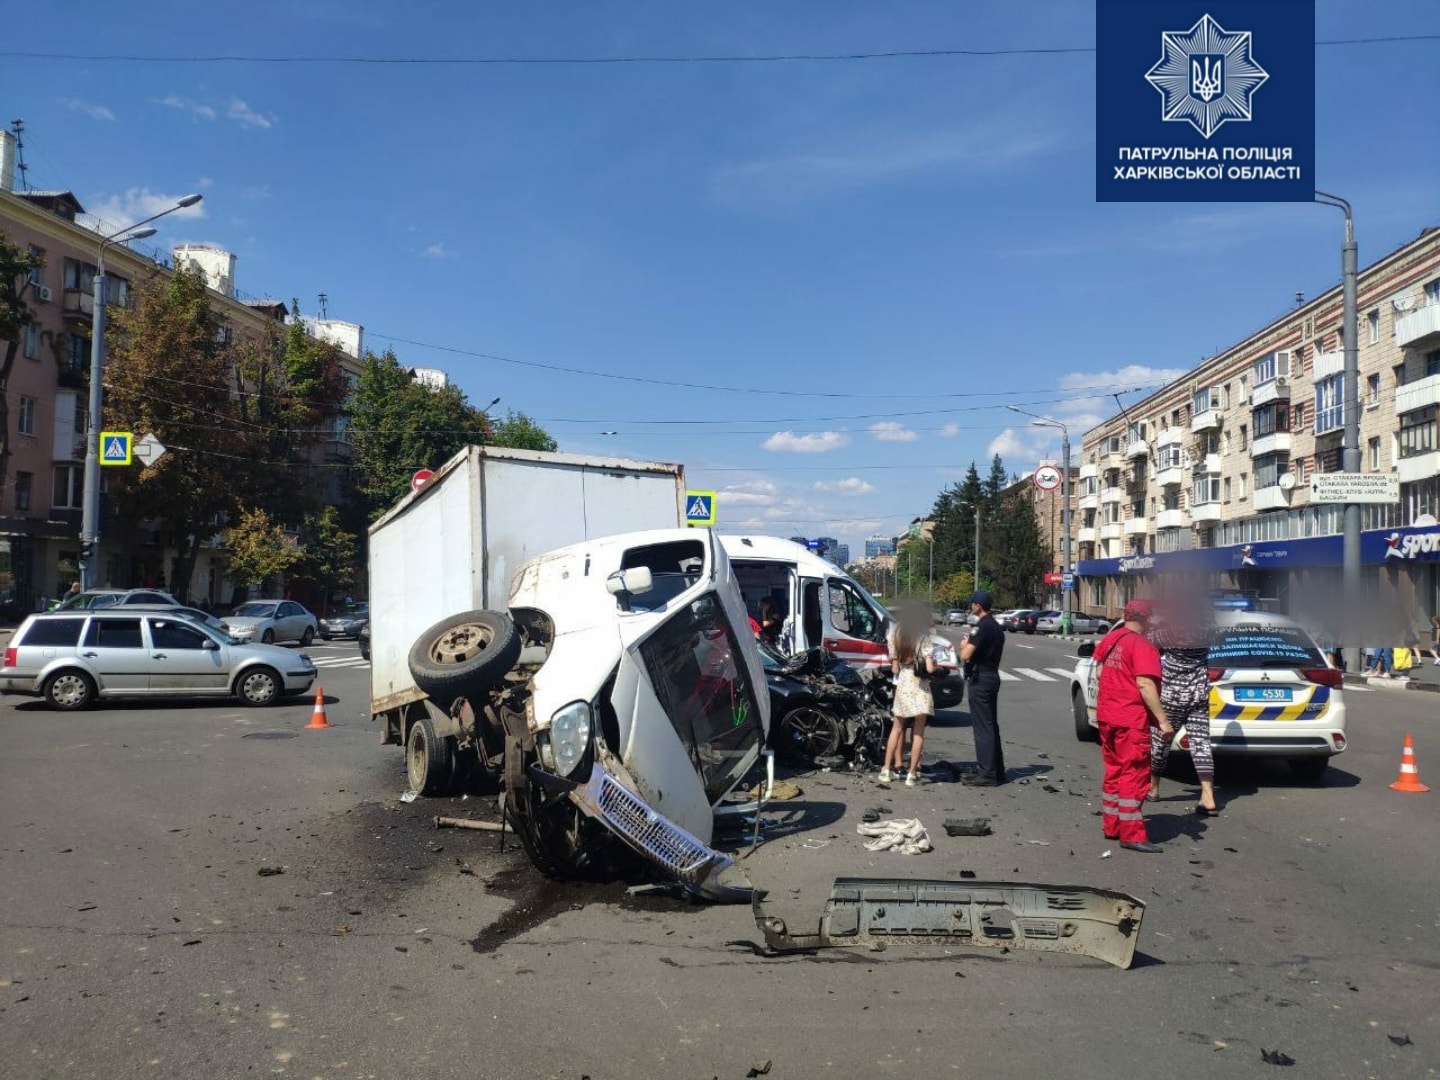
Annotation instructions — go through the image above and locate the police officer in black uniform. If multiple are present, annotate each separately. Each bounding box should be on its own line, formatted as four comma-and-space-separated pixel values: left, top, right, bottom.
959, 589, 1007, 786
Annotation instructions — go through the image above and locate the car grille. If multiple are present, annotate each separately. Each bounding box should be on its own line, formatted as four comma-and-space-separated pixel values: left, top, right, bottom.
594, 771, 713, 876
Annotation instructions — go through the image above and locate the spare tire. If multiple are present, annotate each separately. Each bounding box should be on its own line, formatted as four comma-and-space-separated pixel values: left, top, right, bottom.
408, 609, 521, 709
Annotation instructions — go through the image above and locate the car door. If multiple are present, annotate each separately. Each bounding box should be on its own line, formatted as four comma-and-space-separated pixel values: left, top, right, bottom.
822, 576, 888, 669
146, 617, 228, 693
79, 616, 150, 693
280, 602, 307, 641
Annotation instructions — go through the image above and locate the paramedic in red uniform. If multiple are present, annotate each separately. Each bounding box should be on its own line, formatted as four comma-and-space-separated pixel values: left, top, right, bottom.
1094, 599, 1173, 853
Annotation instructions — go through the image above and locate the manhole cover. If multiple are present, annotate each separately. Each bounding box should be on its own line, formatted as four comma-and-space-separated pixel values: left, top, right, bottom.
243, 731, 299, 740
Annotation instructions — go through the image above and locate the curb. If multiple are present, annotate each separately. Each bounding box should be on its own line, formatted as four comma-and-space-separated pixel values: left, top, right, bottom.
1342, 673, 1440, 694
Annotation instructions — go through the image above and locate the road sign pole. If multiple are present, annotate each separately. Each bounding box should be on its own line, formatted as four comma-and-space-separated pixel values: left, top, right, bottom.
1341, 211, 1361, 673
1060, 428, 1073, 635
79, 268, 107, 590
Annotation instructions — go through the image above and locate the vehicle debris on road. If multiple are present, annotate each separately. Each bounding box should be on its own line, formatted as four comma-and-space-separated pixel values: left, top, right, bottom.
856, 818, 932, 854
943, 818, 992, 836
433, 815, 509, 833
752, 877, 1148, 968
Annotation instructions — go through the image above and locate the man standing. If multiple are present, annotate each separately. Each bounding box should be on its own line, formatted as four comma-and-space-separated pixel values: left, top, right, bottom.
959, 590, 1006, 786
1094, 599, 1173, 853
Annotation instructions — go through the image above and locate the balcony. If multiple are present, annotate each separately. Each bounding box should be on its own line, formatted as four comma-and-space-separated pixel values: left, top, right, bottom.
1251, 378, 1292, 407
1156, 427, 1185, 449
1077, 527, 1097, 544
1190, 407, 1222, 433
1155, 508, 1186, 529
1190, 501, 1222, 523
1399, 452, 1440, 485
1253, 485, 1291, 511
1078, 494, 1099, 510
1396, 304, 1440, 349
1125, 437, 1149, 460
1193, 453, 1221, 475
62, 288, 94, 323
1251, 432, 1292, 457
1099, 523, 1123, 541
1078, 462, 1098, 480
1313, 349, 1345, 380
1155, 463, 1186, 487
1124, 518, 1149, 537
1396, 373, 1440, 416
1100, 486, 1124, 504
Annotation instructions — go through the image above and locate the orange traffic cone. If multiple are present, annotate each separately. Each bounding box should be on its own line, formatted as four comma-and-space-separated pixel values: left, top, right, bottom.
1389, 734, 1428, 793
305, 686, 331, 730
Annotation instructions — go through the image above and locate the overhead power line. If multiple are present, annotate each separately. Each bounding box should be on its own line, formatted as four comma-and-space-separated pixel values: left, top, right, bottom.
2, 36, 1435, 65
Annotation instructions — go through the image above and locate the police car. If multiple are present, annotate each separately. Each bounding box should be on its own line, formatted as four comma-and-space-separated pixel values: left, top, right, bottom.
1069, 611, 1347, 782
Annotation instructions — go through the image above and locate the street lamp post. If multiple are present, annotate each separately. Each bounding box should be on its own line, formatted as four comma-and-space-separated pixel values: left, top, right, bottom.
79, 194, 203, 589
1009, 406, 1072, 634
1315, 191, 1361, 672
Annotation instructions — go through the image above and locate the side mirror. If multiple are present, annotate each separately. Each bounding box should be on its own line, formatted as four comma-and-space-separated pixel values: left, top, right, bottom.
202, 638, 220, 651
1077, 642, 1095, 659
605, 566, 654, 596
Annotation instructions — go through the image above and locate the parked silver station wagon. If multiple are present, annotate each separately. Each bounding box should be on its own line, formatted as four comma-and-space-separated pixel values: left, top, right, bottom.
0, 611, 318, 709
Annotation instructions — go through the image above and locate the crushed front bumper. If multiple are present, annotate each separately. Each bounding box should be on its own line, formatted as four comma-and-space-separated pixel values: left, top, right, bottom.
753, 877, 1147, 968
567, 760, 749, 903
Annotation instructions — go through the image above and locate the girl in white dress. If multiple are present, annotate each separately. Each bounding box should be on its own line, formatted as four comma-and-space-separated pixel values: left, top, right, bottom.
880, 613, 936, 786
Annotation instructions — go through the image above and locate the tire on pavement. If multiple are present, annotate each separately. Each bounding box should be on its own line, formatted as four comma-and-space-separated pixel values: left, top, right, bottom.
407, 609, 521, 710
1289, 756, 1329, 783
235, 665, 283, 706
300, 626, 315, 646
406, 713, 455, 796
44, 668, 96, 711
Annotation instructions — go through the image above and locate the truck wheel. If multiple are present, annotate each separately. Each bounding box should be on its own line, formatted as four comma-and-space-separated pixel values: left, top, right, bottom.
358, 626, 371, 661
408, 610, 521, 709
1072, 687, 1096, 742
406, 714, 455, 796
777, 706, 843, 763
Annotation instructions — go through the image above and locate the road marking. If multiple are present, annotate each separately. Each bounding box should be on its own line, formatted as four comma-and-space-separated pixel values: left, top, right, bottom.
999, 670, 1019, 682
1013, 643, 1034, 650
1046, 667, 1076, 679
1013, 668, 1056, 682
1342, 684, 1372, 693
312, 657, 369, 669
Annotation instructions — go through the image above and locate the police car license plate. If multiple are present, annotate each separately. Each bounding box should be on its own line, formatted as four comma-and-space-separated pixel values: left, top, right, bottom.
1235, 686, 1293, 702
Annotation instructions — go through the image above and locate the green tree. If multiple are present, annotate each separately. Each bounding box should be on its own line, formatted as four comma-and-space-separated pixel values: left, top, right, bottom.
491, 410, 558, 453
224, 507, 299, 592
0, 232, 39, 498
293, 505, 358, 608
104, 267, 254, 599
346, 349, 493, 521
936, 570, 975, 609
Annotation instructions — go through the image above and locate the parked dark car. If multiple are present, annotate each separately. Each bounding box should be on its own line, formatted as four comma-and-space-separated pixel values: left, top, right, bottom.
1015, 609, 1059, 634
319, 603, 369, 640
1002, 610, 1036, 632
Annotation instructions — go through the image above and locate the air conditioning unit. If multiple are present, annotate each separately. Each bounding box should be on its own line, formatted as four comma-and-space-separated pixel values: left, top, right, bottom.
1275, 376, 1289, 390
35, 285, 52, 302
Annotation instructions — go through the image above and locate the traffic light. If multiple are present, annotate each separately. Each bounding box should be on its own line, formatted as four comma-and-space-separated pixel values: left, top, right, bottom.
79, 542, 94, 562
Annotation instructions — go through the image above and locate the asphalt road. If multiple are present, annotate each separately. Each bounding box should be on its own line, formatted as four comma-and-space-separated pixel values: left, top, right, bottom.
2, 632, 1438, 1079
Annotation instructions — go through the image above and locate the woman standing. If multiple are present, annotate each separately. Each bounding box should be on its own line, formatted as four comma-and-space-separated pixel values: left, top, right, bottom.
1149, 587, 1219, 815
880, 609, 936, 787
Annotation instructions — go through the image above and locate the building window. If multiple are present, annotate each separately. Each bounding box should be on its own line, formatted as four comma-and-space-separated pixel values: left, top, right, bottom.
1394, 363, 1407, 388
1193, 386, 1216, 415
1315, 375, 1345, 434
1368, 437, 1381, 470
26, 245, 44, 285
23, 323, 40, 359
14, 471, 31, 512
1255, 454, 1289, 490
53, 465, 83, 509
1399, 406, 1437, 460
1222, 477, 1231, 502
1221, 384, 1231, 410
1292, 402, 1306, 430
62, 259, 130, 307
17, 396, 35, 436
1239, 424, 1249, 450
1252, 404, 1289, 438
1239, 474, 1248, 498
1367, 373, 1380, 406
1368, 309, 1380, 345
1295, 458, 1307, 484
1426, 278, 1440, 306
1427, 349, 1440, 378
1090, 580, 1105, 607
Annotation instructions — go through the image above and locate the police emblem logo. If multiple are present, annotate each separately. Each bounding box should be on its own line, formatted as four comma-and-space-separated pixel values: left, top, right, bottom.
1146, 14, 1269, 139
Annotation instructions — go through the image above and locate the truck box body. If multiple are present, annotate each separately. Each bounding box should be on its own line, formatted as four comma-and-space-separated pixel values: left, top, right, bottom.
368, 445, 685, 714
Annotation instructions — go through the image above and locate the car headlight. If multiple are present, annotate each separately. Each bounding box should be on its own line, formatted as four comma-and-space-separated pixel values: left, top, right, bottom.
548, 701, 593, 777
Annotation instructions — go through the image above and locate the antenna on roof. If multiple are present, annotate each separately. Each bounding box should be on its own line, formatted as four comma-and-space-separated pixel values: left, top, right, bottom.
317, 292, 328, 319
1295, 291, 1305, 308
10, 119, 31, 192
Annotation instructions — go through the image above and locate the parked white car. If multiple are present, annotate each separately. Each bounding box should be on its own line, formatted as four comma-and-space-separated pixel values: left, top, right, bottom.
222, 600, 318, 646
1069, 611, 1347, 781
1035, 611, 1112, 634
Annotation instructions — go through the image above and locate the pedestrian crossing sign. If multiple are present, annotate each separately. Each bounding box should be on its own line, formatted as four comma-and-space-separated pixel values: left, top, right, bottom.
684, 490, 716, 526
99, 431, 133, 466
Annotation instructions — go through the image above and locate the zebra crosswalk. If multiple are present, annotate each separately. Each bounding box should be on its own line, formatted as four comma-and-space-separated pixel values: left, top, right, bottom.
307, 648, 370, 670
998, 667, 1077, 683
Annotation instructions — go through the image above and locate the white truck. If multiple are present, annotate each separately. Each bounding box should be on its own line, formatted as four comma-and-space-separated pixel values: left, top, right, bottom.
368, 444, 687, 766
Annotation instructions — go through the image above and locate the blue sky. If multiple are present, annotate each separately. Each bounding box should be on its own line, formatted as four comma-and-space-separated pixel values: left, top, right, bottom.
4, 1, 1438, 556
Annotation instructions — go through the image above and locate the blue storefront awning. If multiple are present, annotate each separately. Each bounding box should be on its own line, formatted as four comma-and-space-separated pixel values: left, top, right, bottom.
1077, 524, 1440, 577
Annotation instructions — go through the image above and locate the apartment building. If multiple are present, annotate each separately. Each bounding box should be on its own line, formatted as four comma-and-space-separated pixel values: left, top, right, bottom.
0, 153, 365, 609
1076, 225, 1440, 624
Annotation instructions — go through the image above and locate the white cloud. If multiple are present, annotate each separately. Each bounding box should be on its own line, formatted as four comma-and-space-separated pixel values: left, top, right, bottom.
1052, 364, 1193, 436
227, 99, 277, 130
987, 426, 1047, 463
239, 184, 272, 201
196, 177, 215, 189
868, 421, 918, 443
720, 479, 781, 506
939, 423, 961, 438
80, 188, 207, 233
762, 430, 851, 454
421, 242, 450, 259
155, 94, 216, 122
814, 477, 875, 496
59, 98, 116, 122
